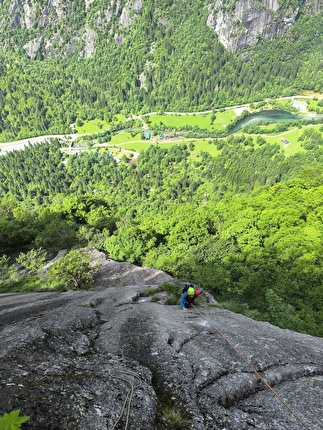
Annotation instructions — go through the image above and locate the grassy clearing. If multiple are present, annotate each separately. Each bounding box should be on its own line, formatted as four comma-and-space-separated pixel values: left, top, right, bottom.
188, 139, 220, 158
76, 114, 126, 134
117, 141, 153, 152
298, 90, 323, 98
76, 119, 110, 134
92, 124, 318, 159
73, 99, 323, 160
119, 140, 158, 152
121, 140, 179, 151
273, 99, 294, 110
263, 128, 305, 156
148, 113, 214, 129
114, 137, 220, 159
109, 131, 142, 145
256, 124, 323, 156
219, 109, 238, 122
302, 98, 323, 114
147, 110, 237, 132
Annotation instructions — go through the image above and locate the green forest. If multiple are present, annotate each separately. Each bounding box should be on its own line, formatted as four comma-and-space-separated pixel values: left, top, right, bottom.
0, 1, 323, 141
1, 135, 323, 337
1, 0, 323, 338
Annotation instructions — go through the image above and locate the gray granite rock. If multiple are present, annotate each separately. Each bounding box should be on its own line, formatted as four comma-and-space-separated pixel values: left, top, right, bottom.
0, 252, 322, 429
207, 0, 323, 52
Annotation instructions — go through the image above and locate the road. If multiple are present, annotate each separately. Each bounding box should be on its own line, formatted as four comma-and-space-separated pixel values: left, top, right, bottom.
0, 133, 81, 155
1, 95, 323, 155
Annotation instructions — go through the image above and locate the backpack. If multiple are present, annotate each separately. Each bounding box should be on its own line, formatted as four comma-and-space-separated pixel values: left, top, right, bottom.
182, 283, 192, 294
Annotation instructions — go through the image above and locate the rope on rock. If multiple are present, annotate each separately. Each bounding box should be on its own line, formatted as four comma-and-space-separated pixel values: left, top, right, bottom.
192, 304, 311, 430
110, 370, 143, 430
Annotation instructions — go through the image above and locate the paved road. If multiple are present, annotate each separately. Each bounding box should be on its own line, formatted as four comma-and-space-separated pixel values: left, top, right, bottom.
0, 133, 82, 155
1, 95, 323, 155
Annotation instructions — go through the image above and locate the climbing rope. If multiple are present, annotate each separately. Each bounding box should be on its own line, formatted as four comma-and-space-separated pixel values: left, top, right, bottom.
110, 370, 143, 430
192, 305, 311, 430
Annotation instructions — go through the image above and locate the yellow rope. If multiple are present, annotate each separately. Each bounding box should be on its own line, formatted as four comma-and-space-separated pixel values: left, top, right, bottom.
192, 305, 311, 430
110, 371, 142, 430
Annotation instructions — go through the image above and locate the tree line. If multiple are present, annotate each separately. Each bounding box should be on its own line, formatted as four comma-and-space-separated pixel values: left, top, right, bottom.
1, 137, 323, 336
1, 4, 323, 141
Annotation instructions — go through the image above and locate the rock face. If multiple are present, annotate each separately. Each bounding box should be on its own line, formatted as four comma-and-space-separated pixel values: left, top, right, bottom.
2, 0, 323, 57
207, 0, 323, 52
1, 250, 323, 429
0, 0, 144, 58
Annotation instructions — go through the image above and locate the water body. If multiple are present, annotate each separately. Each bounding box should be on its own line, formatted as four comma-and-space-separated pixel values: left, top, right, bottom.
229, 110, 303, 134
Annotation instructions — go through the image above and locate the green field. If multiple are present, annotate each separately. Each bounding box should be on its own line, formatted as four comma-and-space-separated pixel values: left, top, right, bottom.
75, 98, 323, 159
302, 98, 323, 114
147, 110, 237, 131
119, 138, 220, 159
262, 124, 323, 156
76, 114, 126, 134
272, 99, 294, 110
186, 139, 220, 158
92, 123, 323, 159
260, 128, 306, 156
94, 131, 221, 159
109, 131, 142, 145
76, 119, 110, 134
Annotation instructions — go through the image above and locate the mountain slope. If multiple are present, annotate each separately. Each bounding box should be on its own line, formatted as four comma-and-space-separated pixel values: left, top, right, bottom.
1, 250, 323, 429
1, 1, 323, 140
1, 0, 323, 58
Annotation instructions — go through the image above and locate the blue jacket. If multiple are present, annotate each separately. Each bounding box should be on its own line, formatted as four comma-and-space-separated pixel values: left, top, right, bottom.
179, 288, 204, 309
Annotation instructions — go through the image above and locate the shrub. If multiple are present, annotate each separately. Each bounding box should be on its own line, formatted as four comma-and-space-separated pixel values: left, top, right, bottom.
161, 406, 188, 429
0, 255, 20, 292
140, 282, 183, 305
0, 410, 29, 430
16, 248, 47, 275
45, 249, 100, 291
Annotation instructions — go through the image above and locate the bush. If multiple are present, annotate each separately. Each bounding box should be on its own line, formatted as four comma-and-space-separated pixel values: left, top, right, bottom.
16, 248, 47, 275
161, 406, 188, 429
45, 249, 100, 291
140, 282, 183, 305
0, 255, 20, 292
0, 410, 29, 430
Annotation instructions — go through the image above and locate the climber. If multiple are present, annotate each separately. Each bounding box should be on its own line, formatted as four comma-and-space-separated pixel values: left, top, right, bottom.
179, 285, 204, 311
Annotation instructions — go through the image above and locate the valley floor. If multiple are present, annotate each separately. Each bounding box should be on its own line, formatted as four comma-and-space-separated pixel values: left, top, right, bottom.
2, 95, 323, 154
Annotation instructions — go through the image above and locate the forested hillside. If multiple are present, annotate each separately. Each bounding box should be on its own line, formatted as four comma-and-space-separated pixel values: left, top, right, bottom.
0, 1, 323, 141
1, 1, 323, 338
1, 138, 323, 336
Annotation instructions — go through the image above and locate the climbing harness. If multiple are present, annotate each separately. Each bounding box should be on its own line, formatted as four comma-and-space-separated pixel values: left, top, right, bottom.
192, 305, 312, 430
110, 370, 143, 430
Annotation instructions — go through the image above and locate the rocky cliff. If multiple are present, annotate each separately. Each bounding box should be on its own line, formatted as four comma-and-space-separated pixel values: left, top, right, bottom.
1, 249, 323, 429
2, 0, 323, 58
207, 0, 323, 52
1, 0, 142, 58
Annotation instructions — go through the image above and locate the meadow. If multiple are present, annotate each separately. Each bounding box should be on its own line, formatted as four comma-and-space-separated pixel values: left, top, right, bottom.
147, 110, 237, 132
75, 114, 126, 134
77, 97, 323, 159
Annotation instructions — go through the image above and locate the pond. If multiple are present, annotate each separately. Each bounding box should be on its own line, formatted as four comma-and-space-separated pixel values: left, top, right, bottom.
229, 110, 303, 134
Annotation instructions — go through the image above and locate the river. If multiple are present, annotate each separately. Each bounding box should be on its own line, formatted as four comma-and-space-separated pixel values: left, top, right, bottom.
229, 110, 303, 133
0, 108, 318, 154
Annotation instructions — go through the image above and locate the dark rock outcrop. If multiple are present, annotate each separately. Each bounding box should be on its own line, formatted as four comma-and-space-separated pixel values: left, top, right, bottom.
3, 0, 323, 57
207, 0, 323, 52
1, 250, 323, 429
